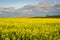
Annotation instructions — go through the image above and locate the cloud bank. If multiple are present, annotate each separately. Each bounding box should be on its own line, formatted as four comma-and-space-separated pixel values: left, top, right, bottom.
0, 2, 60, 17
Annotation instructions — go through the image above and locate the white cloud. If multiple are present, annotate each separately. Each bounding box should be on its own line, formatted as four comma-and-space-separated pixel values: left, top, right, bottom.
0, 7, 16, 12
52, 3, 60, 10
17, 10, 32, 14
0, 2, 60, 17
0, 12, 3, 14
0, 2, 60, 13
34, 2, 52, 12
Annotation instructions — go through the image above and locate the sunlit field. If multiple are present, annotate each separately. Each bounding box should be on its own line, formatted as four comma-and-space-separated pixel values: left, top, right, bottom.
0, 18, 60, 40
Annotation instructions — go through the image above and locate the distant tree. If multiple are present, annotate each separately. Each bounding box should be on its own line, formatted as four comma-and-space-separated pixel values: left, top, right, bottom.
46, 15, 49, 17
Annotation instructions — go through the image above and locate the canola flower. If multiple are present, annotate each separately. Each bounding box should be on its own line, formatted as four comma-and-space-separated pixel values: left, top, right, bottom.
0, 18, 60, 40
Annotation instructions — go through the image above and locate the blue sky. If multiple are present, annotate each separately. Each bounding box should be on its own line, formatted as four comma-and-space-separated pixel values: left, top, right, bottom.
0, 0, 60, 17
0, 0, 60, 8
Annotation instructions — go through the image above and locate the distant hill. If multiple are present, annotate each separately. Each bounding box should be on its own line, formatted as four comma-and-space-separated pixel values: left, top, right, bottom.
14, 15, 60, 18
45, 15, 60, 18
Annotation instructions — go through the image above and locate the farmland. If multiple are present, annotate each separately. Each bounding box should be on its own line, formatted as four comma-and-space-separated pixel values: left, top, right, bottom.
0, 18, 60, 40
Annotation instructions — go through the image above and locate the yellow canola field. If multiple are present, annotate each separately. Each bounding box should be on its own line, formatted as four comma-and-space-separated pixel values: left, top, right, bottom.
0, 18, 60, 40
